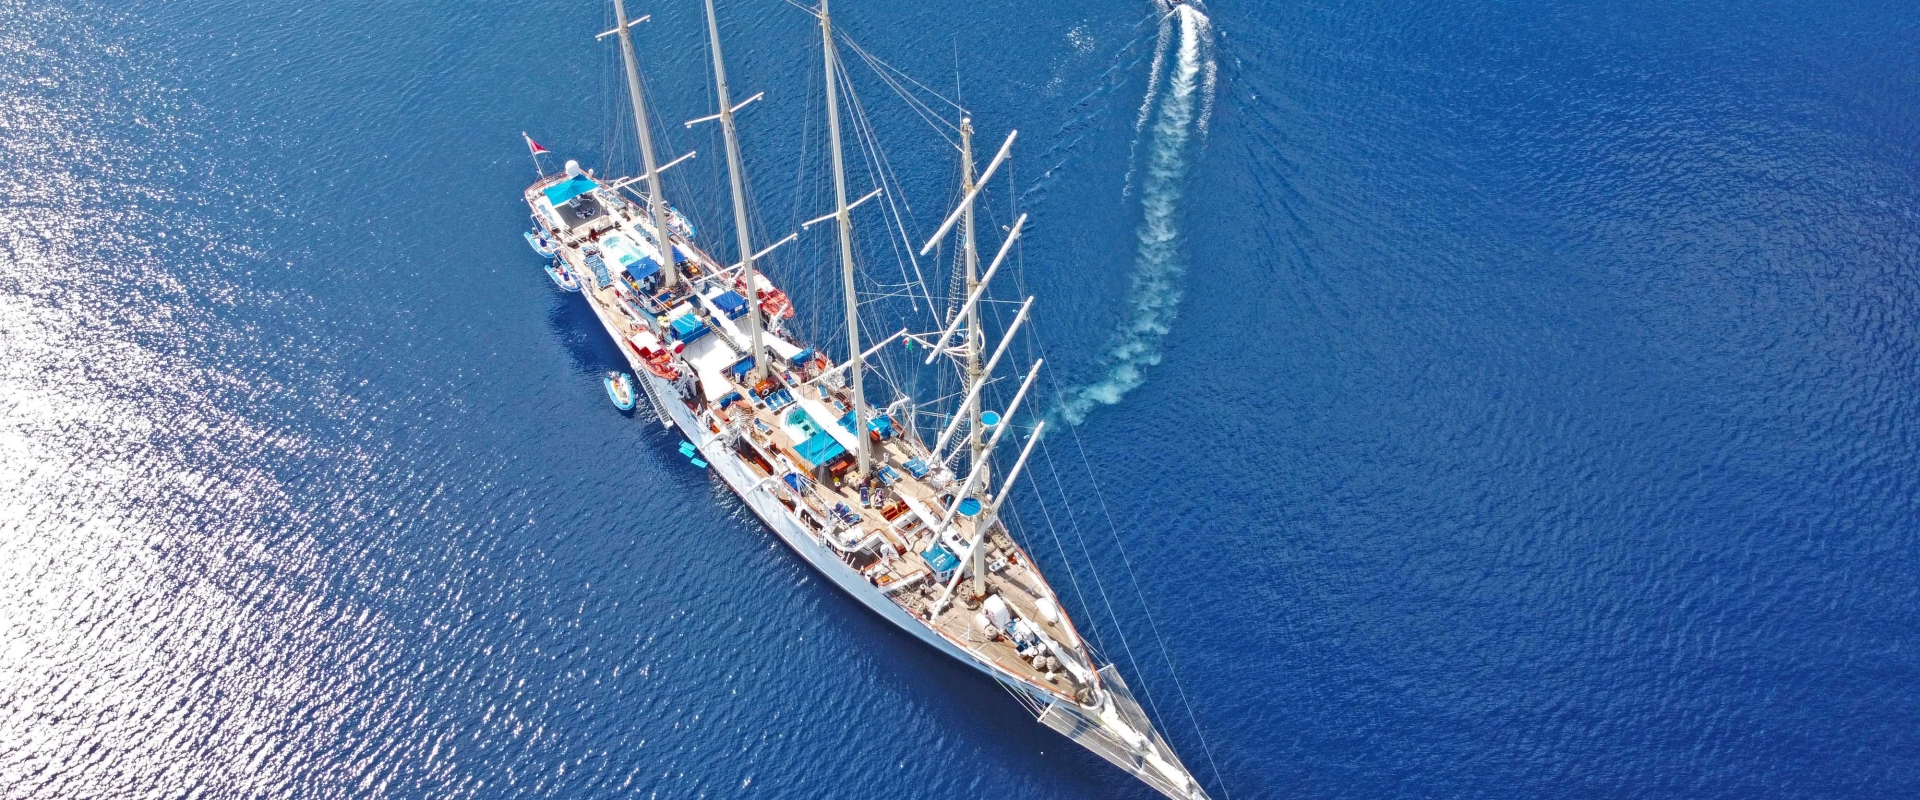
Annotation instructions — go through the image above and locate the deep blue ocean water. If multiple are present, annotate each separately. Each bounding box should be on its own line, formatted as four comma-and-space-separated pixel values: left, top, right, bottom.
3, 0, 1917, 798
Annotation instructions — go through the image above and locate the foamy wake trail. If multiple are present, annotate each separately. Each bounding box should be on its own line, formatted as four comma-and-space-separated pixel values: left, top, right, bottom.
1120, 15, 1175, 199
1061, 5, 1214, 426
1135, 15, 1175, 134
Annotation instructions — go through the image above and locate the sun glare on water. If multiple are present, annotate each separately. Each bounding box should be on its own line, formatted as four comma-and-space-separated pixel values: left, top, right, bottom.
0, 5, 388, 795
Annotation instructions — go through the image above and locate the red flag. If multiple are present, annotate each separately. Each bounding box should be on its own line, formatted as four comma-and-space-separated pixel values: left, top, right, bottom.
523, 132, 550, 156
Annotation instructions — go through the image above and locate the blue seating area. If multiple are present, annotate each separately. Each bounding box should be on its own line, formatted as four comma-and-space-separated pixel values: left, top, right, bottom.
758, 385, 794, 410
904, 458, 930, 479
877, 464, 902, 486
584, 253, 611, 288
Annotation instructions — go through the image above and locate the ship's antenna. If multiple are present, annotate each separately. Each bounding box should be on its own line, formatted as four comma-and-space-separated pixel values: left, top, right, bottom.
608, 0, 680, 290
698, 0, 768, 380
821, 0, 868, 476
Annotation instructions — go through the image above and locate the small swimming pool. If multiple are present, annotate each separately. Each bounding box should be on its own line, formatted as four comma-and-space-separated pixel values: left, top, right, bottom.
785, 408, 822, 437
783, 408, 845, 467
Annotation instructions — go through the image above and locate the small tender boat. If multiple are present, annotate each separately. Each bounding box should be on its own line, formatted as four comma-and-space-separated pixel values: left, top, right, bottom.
604, 371, 636, 411
525, 229, 560, 257
545, 258, 581, 292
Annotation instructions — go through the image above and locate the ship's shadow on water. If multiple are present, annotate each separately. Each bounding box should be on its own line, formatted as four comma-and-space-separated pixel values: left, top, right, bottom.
736, 527, 1145, 797
533, 288, 645, 419
544, 292, 628, 369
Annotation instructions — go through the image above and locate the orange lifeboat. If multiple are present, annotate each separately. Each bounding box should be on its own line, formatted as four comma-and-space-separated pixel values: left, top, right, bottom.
758, 286, 795, 321
737, 273, 796, 321
625, 340, 681, 380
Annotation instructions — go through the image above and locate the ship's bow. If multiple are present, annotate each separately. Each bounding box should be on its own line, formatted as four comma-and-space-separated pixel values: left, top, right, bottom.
1037, 665, 1214, 800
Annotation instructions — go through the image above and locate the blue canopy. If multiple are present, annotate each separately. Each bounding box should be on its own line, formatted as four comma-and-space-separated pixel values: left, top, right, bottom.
793, 431, 845, 467
542, 176, 599, 207
626, 255, 662, 282
670, 314, 708, 343
727, 356, 755, 380
838, 411, 895, 437
712, 290, 748, 319
922, 544, 960, 574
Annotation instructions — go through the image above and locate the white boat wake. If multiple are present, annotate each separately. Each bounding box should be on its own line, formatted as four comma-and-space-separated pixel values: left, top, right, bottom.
1061, 3, 1215, 425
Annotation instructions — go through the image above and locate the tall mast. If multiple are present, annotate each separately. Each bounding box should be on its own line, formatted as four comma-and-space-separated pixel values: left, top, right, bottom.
703, 0, 764, 379
960, 117, 988, 495
612, 0, 678, 290
822, 0, 867, 476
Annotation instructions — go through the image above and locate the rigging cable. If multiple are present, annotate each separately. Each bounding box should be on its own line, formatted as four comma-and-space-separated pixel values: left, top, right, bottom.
766, 6, 1236, 795
835, 34, 946, 328
837, 54, 935, 325
998, 154, 1235, 799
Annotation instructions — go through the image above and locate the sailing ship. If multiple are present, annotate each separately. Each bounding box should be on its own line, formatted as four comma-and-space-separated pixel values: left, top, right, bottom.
518, 2, 1213, 797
